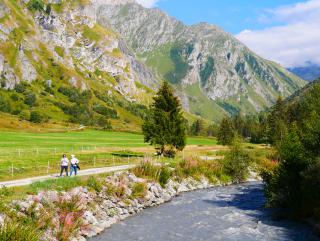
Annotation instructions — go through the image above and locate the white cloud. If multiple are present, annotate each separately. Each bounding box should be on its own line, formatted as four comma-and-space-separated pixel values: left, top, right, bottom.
237, 0, 320, 68
136, 0, 160, 8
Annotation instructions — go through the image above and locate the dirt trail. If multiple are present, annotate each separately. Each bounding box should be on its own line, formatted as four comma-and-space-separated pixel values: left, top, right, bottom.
0, 164, 135, 188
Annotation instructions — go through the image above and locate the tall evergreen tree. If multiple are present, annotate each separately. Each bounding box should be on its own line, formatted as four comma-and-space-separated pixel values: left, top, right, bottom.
142, 81, 186, 157
217, 116, 235, 145
190, 119, 205, 136
267, 96, 287, 144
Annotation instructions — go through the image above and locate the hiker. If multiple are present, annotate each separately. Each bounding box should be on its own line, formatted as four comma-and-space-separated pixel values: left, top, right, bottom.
60, 154, 69, 177
70, 154, 80, 176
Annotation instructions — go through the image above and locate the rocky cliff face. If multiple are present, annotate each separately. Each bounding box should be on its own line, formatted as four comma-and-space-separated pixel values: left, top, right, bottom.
0, 0, 157, 102
97, 1, 305, 119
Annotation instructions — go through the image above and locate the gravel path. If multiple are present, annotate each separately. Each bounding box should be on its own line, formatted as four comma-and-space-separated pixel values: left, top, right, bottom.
0, 164, 135, 188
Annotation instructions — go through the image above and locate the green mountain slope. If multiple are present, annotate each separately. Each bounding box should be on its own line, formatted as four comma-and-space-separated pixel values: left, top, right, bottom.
98, 1, 306, 121
0, 0, 158, 131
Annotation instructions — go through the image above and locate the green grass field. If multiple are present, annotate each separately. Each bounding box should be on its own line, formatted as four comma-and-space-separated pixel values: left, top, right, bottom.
0, 130, 218, 181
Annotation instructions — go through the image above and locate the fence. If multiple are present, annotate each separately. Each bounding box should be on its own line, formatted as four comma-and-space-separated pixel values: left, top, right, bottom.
0, 146, 109, 158
0, 146, 163, 182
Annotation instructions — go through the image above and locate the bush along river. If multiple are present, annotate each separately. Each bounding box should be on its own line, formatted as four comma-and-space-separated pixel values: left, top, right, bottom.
91, 182, 318, 241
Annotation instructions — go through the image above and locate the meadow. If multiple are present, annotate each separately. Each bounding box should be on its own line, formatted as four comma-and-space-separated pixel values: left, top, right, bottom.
0, 130, 218, 181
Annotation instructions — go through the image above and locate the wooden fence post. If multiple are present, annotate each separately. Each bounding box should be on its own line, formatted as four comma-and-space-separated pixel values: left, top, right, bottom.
47, 161, 50, 174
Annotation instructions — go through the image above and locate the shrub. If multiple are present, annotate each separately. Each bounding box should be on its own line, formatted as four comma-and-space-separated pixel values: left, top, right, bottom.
10, 93, 19, 101
24, 92, 37, 106
301, 159, 320, 216
0, 186, 13, 198
86, 176, 102, 192
93, 104, 118, 119
19, 110, 30, 121
44, 85, 54, 95
222, 136, 251, 183
29, 111, 48, 123
111, 150, 144, 158
0, 95, 11, 113
0, 220, 40, 241
14, 82, 28, 93
130, 182, 147, 199
96, 117, 112, 130
27, 0, 44, 12
0, 79, 5, 88
45, 4, 51, 15
158, 166, 172, 187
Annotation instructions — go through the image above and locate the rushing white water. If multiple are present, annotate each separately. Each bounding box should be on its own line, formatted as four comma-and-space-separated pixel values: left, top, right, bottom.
91, 182, 318, 241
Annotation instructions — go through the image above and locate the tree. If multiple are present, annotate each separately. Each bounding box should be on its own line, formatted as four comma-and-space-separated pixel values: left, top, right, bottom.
264, 126, 308, 211
190, 119, 205, 136
217, 116, 235, 145
266, 96, 287, 144
223, 135, 250, 182
142, 81, 186, 157
207, 124, 218, 137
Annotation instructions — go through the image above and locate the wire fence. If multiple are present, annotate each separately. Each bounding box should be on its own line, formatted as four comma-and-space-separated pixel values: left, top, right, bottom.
0, 146, 162, 182
0, 146, 113, 158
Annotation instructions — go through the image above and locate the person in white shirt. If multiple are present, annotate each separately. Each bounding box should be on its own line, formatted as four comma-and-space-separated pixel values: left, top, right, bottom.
70, 154, 80, 176
60, 154, 69, 177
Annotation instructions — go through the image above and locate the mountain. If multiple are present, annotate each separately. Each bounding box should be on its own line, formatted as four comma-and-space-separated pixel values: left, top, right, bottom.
288, 64, 320, 82
97, 0, 305, 120
0, 0, 159, 131
286, 78, 320, 104
0, 0, 306, 130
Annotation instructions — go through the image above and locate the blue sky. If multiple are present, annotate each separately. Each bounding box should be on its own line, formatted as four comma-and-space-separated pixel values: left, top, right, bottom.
137, 0, 320, 68
156, 0, 303, 34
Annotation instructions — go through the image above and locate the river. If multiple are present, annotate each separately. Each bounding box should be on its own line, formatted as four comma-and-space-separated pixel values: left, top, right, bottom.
91, 182, 318, 241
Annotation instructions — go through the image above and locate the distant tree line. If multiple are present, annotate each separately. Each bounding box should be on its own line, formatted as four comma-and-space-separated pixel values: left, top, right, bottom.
188, 119, 218, 137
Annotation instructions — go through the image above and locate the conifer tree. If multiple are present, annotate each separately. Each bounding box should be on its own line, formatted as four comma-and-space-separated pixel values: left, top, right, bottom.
142, 81, 186, 157
217, 116, 235, 145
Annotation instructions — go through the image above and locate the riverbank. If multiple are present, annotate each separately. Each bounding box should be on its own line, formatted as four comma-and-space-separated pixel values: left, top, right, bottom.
91, 182, 318, 241
0, 170, 229, 241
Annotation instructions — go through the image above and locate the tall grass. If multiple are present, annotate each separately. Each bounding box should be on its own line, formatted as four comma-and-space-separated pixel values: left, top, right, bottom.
0, 220, 40, 241
130, 182, 147, 199
132, 161, 172, 187
56, 195, 85, 241
175, 156, 226, 183
29, 176, 84, 193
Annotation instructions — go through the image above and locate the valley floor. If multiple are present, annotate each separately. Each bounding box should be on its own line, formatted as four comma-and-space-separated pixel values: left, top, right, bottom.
0, 129, 221, 181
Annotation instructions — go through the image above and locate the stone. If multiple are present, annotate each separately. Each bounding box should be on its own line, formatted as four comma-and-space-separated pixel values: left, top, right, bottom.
0, 213, 5, 226
83, 211, 99, 225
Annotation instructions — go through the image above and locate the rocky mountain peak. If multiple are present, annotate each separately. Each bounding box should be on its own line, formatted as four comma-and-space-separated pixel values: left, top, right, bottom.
92, 0, 136, 6
97, 2, 305, 120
